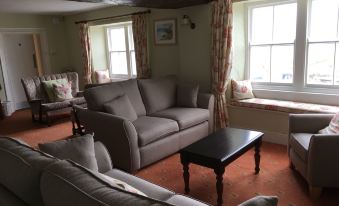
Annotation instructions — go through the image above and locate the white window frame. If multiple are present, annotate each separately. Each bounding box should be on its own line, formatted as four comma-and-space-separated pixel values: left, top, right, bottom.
244, 0, 339, 105
106, 21, 136, 79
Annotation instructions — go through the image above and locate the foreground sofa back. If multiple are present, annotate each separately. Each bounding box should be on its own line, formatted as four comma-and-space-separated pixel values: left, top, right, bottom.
80, 77, 214, 172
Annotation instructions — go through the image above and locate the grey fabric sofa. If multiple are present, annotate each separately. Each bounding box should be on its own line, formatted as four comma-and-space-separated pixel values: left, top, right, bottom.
76, 77, 215, 173
21, 72, 86, 124
289, 114, 339, 199
0, 136, 210, 206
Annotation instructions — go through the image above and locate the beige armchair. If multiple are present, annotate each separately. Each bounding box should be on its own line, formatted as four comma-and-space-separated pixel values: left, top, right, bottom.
288, 114, 339, 199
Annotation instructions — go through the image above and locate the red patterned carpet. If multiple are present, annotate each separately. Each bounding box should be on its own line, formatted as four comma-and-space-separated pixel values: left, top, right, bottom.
1, 109, 339, 206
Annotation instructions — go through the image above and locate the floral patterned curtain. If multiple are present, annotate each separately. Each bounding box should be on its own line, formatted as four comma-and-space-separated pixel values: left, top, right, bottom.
211, 0, 233, 130
79, 23, 92, 85
132, 13, 151, 79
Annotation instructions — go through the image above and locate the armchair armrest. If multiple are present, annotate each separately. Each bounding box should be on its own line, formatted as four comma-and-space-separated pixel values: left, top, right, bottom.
76, 91, 84, 97
289, 114, 333, 134
198, 93, 214, 133
307, 134, 339, 187
94, 141, 113, 173
75, 106, 140, 173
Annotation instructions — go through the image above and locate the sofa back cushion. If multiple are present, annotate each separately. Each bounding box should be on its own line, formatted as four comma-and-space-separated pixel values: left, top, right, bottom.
21, 72, 79, 102
138, 76, 177, 114
0, 137, 57, 206
84, 79, 146, 116
40, 160, 171, 206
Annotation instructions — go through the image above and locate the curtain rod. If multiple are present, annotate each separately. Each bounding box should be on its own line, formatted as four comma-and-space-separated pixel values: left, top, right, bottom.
75, 9, 151, 24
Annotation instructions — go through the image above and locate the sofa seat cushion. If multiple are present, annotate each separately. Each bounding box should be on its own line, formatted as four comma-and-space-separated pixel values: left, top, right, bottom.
70, 97, 86, 105
151, 108, 209, 130
42, 101, 71, 111
105, 169, 175, 201
133, 116, 179, 147
165, 195, 208, 206
290, 133, 312, 162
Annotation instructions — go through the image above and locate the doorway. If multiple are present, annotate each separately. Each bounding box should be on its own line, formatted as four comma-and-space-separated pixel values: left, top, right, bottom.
0, 29, 50, 112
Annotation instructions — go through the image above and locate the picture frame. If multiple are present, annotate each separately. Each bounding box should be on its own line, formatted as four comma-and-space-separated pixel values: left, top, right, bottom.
154, 19, 177, 45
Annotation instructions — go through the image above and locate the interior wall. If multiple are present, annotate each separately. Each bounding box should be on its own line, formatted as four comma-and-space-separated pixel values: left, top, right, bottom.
89, 25, 108, 71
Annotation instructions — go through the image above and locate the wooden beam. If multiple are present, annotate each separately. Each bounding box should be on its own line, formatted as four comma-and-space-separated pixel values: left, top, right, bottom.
32, 34, 44, 76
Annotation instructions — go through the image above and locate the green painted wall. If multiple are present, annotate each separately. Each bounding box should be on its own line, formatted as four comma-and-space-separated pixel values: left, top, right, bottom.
89, 25, 108, 71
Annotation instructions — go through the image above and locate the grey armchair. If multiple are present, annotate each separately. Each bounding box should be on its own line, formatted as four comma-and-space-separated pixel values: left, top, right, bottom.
288, 114, 339, 199
21, 72, 86, 125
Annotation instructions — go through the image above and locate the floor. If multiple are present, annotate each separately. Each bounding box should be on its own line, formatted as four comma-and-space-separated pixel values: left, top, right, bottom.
1, 109, 339, 206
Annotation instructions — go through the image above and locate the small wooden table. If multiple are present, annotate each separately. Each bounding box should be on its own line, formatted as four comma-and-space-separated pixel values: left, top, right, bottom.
180, 127, 263, 206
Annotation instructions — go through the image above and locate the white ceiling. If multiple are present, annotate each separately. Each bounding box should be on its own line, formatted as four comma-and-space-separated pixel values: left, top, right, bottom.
0, 0, 114, 15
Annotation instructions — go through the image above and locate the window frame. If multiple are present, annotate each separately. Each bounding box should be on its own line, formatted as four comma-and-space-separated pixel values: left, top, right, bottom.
105, 21, 136, 80
245, 0, 339, 99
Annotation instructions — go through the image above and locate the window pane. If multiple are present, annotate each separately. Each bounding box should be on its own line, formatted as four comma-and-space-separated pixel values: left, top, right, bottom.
273, 3, 297, 43
128, 25, 135, 50
109, 27, 126, 51
251, 6, 273, 43
309, 0, 339, 41
335, 43, 339, 85
250, 46, 271, 82
131, 50, 137, 76
307, 43, 335, 85
110, 52, 128, 75
271, 45, 294, 83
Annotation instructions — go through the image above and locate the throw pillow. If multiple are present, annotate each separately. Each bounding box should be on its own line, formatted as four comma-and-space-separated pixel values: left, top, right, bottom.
238, 196, 278, 206
104, 94, 138, 121
52, 81, 73, 102
42, 79, 69, 102
318, 113, 339, 134
232, 79, 255, 100
99, 174, 147, 197
38, 134, 99, 171
95, 70, 111, 84
177, 82, 199, 108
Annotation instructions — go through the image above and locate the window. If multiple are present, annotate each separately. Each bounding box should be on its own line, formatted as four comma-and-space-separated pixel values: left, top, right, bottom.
106, 22, 136, 79
248, 2, 297, 84
306, 0, 339, 85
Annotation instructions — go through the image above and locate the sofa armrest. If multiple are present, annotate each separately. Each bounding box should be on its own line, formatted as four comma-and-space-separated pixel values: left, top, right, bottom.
289, 114, 333, 134
197, 93, 214, 133
94, 141, 113, 173
75, 107, 140, 173
307, 134, 339, 187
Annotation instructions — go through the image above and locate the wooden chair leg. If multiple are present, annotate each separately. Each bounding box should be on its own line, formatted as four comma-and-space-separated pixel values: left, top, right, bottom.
289, 160, 295, 170
309, 186, 322, 200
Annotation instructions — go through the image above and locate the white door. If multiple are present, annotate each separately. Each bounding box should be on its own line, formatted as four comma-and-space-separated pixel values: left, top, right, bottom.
2, 34, 37, 110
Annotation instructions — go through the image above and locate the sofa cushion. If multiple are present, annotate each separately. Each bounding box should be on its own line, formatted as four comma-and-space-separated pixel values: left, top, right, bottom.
84, 79, 146, 116
0, 137, 57, 206
104, 94, 138, 121
52, 81, 73, 102
40, 160, 171, 206
290, 133, 312, 162
165, 195, 208, 206
238, 195, 278, 206
41, 101, 71, 111
138, 76, 177, 114
0, 184, 29, 206
105, 169, 175, 201
151, 108, 209, 130
177, 83, 199, 108
39, 134, 99, 171
70, 97, 86, 105
133, 116, 179, 146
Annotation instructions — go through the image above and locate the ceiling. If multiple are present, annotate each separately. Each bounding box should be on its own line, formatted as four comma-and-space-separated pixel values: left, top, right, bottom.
0, 0, 212, 15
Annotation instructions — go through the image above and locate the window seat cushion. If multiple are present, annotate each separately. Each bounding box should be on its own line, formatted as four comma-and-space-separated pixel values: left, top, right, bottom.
229, 98, 339, 114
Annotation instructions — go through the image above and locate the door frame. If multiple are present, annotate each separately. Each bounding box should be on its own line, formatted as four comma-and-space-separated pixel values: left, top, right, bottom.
0, 28, 51, 107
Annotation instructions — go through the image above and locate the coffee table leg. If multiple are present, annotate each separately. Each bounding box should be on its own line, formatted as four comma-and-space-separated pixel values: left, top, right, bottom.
214, 167, 225, 206
181, 156, 190, 194
254, 139, 262, 174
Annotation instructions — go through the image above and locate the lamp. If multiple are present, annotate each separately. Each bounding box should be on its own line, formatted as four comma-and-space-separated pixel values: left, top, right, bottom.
182, 15, 196, 29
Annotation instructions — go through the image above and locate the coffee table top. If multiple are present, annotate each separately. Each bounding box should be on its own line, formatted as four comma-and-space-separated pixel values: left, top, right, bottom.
180, 127, 263, 164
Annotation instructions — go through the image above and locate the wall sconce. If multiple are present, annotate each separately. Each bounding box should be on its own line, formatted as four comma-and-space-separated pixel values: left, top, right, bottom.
182, 15, 196, 29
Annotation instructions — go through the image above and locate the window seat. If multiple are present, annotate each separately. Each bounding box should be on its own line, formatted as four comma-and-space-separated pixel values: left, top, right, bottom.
230, 98, 339, 114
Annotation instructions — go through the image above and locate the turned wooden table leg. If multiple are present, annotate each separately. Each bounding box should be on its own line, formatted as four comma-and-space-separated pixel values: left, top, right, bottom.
254, 138, 262, 174
214, 166, 225, 206
181, 156, 190, 194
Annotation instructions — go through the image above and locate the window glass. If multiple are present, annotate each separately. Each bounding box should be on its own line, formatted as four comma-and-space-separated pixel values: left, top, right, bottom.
271, 45, 294, 83
110, 52, 128, 75
273, 3, 297, 43
250, 46, 271, 82
251, 6, 273, 43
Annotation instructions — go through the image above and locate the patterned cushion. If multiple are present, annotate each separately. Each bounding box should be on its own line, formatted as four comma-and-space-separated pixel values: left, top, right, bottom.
52, 81, 73, 102
42, 79, 69, 102
94, 70, 111, 84
231, 79, 254, 100
319, 113, 339, 134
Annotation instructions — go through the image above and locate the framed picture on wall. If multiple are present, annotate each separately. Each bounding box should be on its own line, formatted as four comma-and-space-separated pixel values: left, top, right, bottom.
154, 19, 176, 45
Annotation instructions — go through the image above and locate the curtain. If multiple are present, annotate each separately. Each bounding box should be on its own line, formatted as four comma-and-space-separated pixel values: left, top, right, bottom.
211, 0, 233, 130
79, 23, 92, 85
132, 13, 151, 79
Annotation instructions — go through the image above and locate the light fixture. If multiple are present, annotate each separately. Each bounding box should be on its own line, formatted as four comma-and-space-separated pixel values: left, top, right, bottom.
182, 15, 196, 29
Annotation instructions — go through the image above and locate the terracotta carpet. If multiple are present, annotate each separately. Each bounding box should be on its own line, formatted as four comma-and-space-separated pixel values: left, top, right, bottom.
1, 109, 339, 206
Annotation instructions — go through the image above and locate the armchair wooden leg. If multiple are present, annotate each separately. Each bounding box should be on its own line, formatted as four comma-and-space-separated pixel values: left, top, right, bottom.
31, 113, 37, 122
309, 186, 322, 200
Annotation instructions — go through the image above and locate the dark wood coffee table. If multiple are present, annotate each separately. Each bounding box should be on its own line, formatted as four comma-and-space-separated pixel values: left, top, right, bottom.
180, 127, 263, 205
